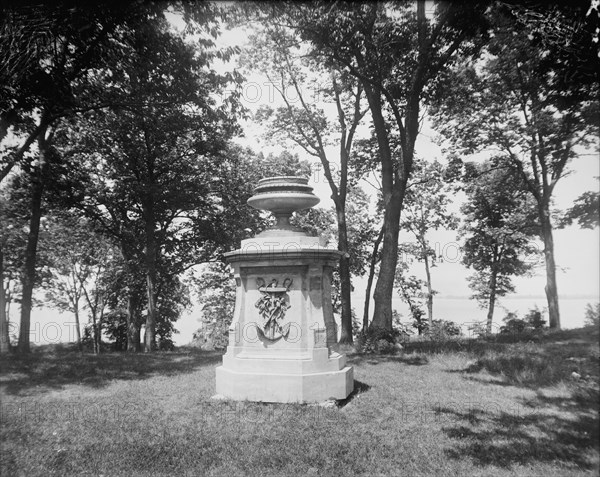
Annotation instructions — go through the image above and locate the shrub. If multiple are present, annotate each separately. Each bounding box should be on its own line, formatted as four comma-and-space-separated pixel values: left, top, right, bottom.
355, 328, 401, 354
500, 307, 548, 336
466, 322, 488, 339
584, 303, 600, 327
422, 319, 462, 340
501, 316, 528, 334
392, 310, 413, 341
524, 306, 546, 329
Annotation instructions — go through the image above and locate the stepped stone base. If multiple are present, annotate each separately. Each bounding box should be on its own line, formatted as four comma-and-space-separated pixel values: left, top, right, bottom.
216, 359, 354, 403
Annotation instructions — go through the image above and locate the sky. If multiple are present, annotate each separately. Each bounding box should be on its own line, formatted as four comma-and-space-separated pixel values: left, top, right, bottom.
14, 11, 600, 346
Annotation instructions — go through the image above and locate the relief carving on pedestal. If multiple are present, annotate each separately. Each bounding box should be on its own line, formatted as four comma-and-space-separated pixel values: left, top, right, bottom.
255, 278, 293, 342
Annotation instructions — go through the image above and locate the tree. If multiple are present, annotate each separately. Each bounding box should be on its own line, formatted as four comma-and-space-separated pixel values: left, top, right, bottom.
1, 2, 160, 353
460, 161, 540, 334
0, 182, 27, 353
432, 3, 600, 329
584, 303, 600, 327
41, 213, 113, 353
2, 2, 242, 353
394, 261, 427, 335
0, 168, 56, 352
192, 262, 236, 351
292, 186, 377, 329
245, 23, 369, 344
280, 1, 488, 332
56, 13, 242, 351
399, 159, 458, 330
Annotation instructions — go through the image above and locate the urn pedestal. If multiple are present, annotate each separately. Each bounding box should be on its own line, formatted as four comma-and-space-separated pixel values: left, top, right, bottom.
215, 177, 354, 403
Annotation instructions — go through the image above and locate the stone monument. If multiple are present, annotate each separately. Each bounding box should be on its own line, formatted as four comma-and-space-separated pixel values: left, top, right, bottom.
215, 176, 354, 403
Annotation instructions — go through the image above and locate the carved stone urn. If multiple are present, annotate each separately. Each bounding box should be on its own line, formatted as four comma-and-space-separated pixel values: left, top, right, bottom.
215, 176, 354, 403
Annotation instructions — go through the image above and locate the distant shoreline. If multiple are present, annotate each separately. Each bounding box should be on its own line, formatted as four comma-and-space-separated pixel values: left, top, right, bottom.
354, 295, 600, 301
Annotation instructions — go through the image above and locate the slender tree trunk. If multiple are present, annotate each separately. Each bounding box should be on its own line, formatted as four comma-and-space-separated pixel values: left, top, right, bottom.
91, 309, 98, 354
143, 198, 158, 352
423, 248, 433, 331
540, 202, 560, 329
486, 269, 498, 335
0, 248, 10, 353
18, 129, 49, 353
97, 296, 104, 353
363, 226, 384, 331
336, 207, 353, 344
73, 306, 82, 352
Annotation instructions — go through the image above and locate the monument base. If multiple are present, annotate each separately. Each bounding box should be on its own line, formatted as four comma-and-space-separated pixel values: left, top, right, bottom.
215, 176, 354, 404
215, 364, 354, 403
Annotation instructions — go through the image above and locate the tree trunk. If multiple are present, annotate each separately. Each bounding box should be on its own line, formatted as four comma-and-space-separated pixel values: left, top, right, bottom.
97, 297, 104, 353
73, 307, 82, 352
0, 116, 51, 182
370, 188, 403, 331
363, 226, 384, 331
126, 292, 141, 352
540, 203, 560, 329
486, 269, 498, 335
91, 309, 99, 354
364, 83, 406, 333
423, 248, 433, 331
143, 198, 158, 352
336, 207, 353, 344
0, 248, 10, 353
18, 129, 49, 353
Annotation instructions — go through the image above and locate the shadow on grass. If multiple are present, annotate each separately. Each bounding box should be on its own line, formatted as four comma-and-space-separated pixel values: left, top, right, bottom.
0, 347, 223, 396
347, 353, 429, 366
337, 379, 371, 408
438, 387, 600, 470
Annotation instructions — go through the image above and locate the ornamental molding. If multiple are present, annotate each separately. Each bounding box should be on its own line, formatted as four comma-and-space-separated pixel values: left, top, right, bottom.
254, 278, 293, 342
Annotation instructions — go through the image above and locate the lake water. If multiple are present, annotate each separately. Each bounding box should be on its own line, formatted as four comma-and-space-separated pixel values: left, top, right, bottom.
9, 294, 597, 346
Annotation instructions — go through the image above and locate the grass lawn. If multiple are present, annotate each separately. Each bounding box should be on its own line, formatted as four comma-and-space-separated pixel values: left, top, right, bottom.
1, 327, 598, 476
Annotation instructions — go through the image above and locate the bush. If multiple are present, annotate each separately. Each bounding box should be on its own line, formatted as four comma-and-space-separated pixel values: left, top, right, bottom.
422, 319, 462, 340
466, 322, 489, 339
500, 307, 547, 336
584, 303, 600, 328
355, 328, 401, 354
501, 316, 528, 334
524, 306, 546, 329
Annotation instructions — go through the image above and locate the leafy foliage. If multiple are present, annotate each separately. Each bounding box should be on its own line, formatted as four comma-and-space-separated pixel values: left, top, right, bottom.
584, 303, 600, 328
559, 188, 600, 229
399, 159, 458, 329
459, 161, 540, 332
394, 260, 428, 335
192, 262, 235, 351
354, 328, 400, 355
272, 1, 489, 333
500, 307, 548, 335
432, 3, 600, 329
422, 320, 462, 340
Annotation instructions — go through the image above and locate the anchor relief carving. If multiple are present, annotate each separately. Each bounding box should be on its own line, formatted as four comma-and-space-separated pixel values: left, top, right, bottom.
254, 277, 293, 342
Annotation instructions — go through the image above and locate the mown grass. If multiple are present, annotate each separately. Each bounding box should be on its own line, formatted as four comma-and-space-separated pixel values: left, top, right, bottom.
1, 327, 598, 476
